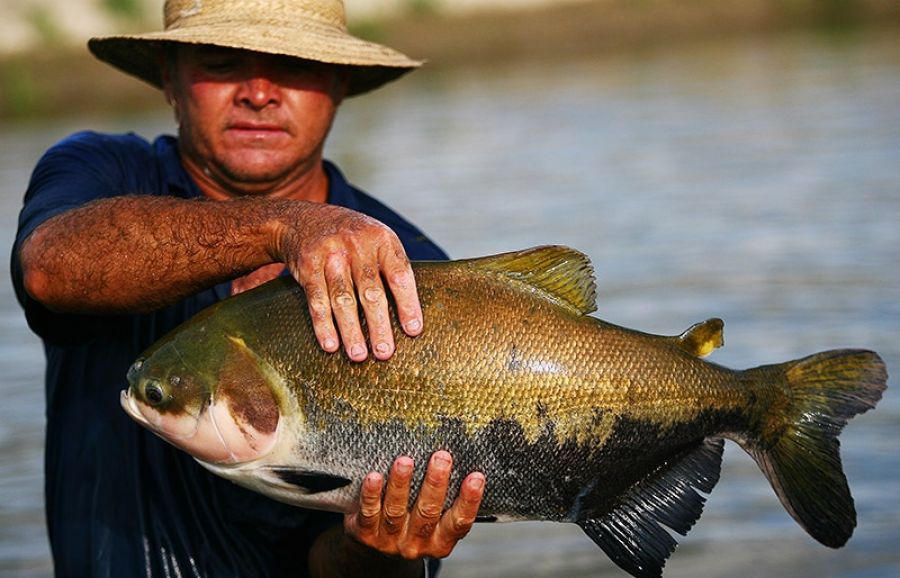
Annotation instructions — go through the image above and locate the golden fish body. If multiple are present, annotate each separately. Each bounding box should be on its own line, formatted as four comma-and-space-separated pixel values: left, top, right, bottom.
122, 246, 887, 578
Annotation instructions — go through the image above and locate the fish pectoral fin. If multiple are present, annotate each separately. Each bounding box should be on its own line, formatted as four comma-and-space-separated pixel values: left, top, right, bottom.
461, 245, 597, 315
670, 318, 725, 358
263, 467, 352, 494
576, 438, 724, 578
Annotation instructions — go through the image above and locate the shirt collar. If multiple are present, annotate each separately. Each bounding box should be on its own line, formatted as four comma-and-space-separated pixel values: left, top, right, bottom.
155, 135, 202, 199
323, 160, 362, 211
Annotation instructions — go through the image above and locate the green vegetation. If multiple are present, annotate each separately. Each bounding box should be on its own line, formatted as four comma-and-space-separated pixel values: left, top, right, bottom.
816, 0, 865, 29
102, 0, 145, 22
348, 19, 388, 44
26, 5, 64, 47
407, 0, 441, 17
0, 49, 164, 120
1, 0, 898, 120
0, 57, 44, 118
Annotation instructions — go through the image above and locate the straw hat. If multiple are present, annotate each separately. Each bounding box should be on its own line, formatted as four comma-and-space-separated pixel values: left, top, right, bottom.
88, 0, 423, 96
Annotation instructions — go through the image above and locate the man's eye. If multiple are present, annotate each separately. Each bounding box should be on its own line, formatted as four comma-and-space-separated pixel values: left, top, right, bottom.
273, 57, 323, 77
200, 60, 236, 74
278, 61, 313, 74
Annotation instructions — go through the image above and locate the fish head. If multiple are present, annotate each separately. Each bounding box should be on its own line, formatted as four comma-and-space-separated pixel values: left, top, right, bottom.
122, 328, 282, 466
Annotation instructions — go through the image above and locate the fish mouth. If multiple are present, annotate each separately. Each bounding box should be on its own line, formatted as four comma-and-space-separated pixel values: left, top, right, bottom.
120, 389, 152, 427
120, 387, 204, 441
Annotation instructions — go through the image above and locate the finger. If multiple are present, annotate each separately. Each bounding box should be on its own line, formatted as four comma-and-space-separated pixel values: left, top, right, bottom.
325, 254, 367, 362
408, 451, 452, 540
381, 456, 414, 535
300, 269, 340, 354
380, 246, 422, 338
348, 471, 384, 537
435, 472, 484, 546
354, 263, 395, 361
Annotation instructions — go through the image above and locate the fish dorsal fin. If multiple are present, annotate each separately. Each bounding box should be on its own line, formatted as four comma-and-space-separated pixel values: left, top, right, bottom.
577, 437, 724, 578
465, 245, 597, 315
669, 318, 724, 358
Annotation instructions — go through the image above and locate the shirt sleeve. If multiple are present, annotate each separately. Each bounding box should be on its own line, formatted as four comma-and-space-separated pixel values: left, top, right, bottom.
10, 131, 153, 343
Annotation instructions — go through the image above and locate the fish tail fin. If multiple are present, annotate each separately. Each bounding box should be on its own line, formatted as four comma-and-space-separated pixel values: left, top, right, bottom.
740, 349, 886, 548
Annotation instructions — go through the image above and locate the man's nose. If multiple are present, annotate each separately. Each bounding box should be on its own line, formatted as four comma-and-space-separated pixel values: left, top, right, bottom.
237, 75, 281, 109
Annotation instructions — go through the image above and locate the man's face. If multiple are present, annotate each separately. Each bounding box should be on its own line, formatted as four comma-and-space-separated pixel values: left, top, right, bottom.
163, 45, 347, 197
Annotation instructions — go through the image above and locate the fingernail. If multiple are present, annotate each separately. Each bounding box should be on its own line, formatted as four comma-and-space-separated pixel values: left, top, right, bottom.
375, 342, 391, 356
432, 451, 451, 468
469, 473, 485, 491
395, 458, 413, 476
350, 344, 366, 359
323, 338, 337, 351
405, 319, 422, 333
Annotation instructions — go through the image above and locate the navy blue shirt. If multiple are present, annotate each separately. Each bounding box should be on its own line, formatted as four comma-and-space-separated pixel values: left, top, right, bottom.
11, 132, 448, 577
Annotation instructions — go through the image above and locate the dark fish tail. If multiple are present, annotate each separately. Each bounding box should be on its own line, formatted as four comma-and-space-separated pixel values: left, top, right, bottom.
739, 349, 887, 548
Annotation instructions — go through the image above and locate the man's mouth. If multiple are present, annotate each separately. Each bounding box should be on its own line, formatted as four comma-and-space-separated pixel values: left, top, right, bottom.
227, 121, 287, 134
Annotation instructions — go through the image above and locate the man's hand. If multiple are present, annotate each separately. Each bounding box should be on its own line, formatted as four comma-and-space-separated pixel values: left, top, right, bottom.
21, 197, 421, 363
271, 203, 423, 362
344, 451, 485, 560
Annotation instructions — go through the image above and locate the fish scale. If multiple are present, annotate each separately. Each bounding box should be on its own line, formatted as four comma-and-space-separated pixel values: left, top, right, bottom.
123, 245, 887, 578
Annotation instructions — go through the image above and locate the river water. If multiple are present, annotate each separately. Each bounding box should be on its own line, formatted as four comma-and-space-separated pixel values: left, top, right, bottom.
1, 27, 898, 578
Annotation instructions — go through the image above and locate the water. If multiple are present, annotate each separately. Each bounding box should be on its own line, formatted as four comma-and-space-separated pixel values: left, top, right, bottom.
1, 27, 899, 577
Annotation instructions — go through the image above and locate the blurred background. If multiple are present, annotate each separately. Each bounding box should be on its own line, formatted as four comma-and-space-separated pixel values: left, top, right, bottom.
2, 1, 899, 577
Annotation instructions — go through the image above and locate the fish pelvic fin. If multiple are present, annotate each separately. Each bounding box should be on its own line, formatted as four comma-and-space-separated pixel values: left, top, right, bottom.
668, 318, 725, 358
577, 438, 724, 578
740, 349, 887, 548
263, 466, 352, 494
462, 245, 597, 315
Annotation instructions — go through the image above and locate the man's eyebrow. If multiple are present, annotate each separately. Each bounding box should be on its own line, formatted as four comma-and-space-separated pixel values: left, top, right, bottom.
194, 45, 242, 58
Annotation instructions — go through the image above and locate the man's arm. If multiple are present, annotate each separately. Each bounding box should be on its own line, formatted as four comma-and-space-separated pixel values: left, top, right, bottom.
309, 452, 485, 578
18, 195, 422, 360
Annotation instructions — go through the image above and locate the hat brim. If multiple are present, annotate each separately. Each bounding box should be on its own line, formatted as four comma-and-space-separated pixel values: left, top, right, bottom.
88, 20, 422, 97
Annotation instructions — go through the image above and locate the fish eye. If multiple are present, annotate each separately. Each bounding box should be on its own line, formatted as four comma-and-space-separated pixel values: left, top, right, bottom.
144, 381, 166, 406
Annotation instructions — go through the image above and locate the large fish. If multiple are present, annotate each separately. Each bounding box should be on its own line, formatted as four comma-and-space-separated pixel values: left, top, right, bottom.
121, 246, 886, 578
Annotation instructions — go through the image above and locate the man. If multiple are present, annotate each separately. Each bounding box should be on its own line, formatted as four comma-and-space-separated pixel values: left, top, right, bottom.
11, 1, 484, 576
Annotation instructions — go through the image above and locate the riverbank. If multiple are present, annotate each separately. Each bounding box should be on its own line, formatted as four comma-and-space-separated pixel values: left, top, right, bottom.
1, 0, 899, 120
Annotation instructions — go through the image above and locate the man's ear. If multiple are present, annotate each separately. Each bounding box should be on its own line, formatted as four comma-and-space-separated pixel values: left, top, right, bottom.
331, 68, 350, 106
159, 44, 176, 106
159, 49, 182, 127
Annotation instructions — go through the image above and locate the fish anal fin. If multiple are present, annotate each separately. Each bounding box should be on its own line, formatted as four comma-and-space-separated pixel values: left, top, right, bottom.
264, 467, 352, 494
463, 245, 597, 315
577, 437, 724, 578
670, 318, 724, 358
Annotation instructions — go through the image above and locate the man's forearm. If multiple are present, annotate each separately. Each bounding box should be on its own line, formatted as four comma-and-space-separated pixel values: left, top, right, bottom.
308, 525, 425, 578
19, 192, 425, 360
19, 195, 285, 314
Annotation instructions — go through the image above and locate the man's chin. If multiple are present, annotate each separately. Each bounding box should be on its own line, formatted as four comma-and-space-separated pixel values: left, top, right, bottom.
186, 149, 321, 198
215, 160, 301, 190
